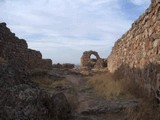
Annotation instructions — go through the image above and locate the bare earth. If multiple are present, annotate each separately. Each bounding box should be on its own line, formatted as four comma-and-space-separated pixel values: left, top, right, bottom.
54, 72, 139, 120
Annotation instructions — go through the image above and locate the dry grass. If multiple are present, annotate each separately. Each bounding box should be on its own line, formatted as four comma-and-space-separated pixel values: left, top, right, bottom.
32, 76, 79, 112
87, 73, 136, 100
30, 69, 49, 77
126, 98, 160, 120
87, 72, 160, 120
87, 71, 149, 100
32, 76, 70, 89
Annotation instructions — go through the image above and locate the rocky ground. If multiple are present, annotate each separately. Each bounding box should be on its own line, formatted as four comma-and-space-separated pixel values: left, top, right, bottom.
0, 64, 71, 120
34, 68, 139, 120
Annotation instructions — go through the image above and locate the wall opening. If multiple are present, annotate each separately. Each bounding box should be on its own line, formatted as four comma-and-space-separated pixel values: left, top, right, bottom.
90, 54, 97, 59
89, 54, 97, 68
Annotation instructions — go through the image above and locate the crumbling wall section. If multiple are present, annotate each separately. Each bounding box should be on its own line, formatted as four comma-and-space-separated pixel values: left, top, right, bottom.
81, 50, 100, 68
0, 23, 52, 70
81, 50, 107, 69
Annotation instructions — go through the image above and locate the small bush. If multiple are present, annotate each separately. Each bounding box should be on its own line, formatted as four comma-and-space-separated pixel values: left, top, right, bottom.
87, 73, 135, 100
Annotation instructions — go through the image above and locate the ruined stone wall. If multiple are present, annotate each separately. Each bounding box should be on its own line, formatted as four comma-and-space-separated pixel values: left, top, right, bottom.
27, 49, 42, 69
81, 50, 100, 68
81, 51, 99, 67
81, 50, 107, 70
107, 0, 160, 99
0, 23, 52, 70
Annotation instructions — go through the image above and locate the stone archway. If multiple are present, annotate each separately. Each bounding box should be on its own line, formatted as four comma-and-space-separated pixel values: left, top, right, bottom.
80, 50, 101, 69
89, 54, 99, 68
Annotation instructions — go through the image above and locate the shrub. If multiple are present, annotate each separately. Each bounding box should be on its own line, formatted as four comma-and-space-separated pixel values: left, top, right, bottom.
87, 73, 135, 100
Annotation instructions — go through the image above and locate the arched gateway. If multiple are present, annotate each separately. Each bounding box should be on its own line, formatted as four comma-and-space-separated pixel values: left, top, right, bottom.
80, 50, 107, 69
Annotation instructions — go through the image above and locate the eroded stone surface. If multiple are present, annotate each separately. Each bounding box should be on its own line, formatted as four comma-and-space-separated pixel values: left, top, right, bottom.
0, 64, 71, 120
0, 23, 71, 120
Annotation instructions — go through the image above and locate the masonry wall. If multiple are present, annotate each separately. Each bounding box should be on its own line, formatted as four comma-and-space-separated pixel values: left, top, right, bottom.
108, 0, 160, 97
0, 23, 52, 70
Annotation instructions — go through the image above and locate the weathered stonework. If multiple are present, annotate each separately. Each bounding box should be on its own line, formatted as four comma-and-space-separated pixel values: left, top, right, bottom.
81, 50, 107, 69
0, 23, 52, 70
108, 0, 160, 100
0, 23, 71, 119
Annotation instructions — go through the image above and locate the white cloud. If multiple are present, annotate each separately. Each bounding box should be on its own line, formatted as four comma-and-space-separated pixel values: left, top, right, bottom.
0, 0, 150, 64
130, 0, 150, 6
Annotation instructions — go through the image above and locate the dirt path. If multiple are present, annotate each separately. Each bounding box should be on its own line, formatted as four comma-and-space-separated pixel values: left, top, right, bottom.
64, 74, 138, 120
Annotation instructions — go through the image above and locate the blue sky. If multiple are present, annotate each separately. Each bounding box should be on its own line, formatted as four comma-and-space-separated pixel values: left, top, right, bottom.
0, 0, 150, 64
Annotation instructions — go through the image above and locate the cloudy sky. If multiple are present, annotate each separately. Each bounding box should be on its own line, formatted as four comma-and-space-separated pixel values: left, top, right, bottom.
0, 0, 150, 64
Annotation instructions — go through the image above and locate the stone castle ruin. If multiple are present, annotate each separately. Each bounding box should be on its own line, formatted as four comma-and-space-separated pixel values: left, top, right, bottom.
0, 23, 71, 120
0, 23, 52, 70
81, 50, 107, 70
107, 0, 160, 101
